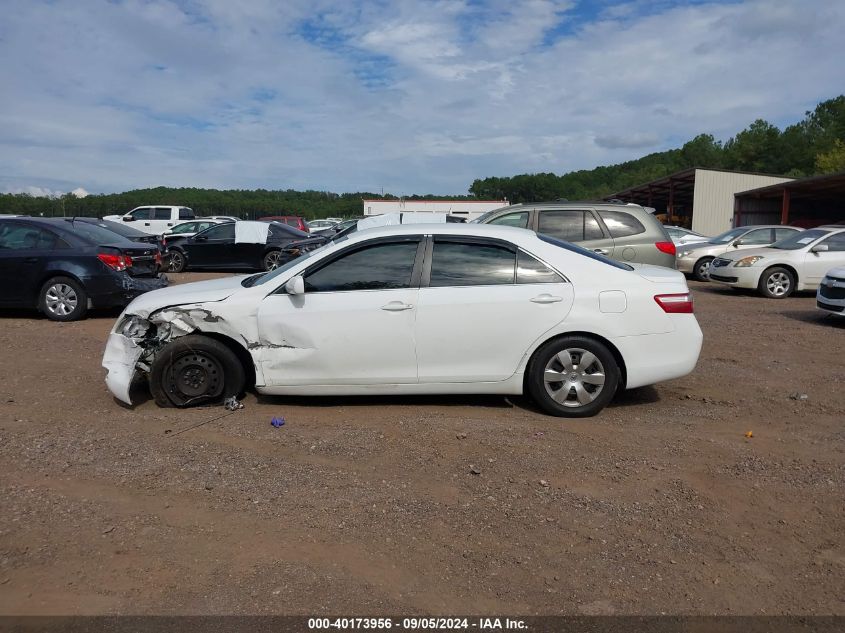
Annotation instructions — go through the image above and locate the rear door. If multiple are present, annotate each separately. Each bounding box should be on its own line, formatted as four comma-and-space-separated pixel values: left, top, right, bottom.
148, 207, 175, 234
536, 209, 613, 255
414, 236, 573, 383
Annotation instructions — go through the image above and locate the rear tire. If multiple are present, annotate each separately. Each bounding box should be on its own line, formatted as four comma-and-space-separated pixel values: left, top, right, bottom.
39, 276, 88, 321
692, 257, 714, 281
168, 250, 186, 273
263, 249, 282, 271
758, 266, 795, 298
150, 335, 245, 408
526, 336, 620, 417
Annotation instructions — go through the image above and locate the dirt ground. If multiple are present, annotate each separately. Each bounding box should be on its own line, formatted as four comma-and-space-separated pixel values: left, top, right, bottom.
0, 274, 843, 616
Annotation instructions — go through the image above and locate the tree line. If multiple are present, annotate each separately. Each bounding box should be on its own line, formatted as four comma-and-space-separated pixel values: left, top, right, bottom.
2, 96, 844, 217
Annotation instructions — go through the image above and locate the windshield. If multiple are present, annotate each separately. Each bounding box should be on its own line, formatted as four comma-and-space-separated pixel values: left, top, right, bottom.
769, 229, 830, 250
709, 227, 748, 244
471, 209, 508, 224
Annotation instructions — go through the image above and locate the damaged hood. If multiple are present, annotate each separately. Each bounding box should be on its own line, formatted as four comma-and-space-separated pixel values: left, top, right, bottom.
124, 275, 248, 317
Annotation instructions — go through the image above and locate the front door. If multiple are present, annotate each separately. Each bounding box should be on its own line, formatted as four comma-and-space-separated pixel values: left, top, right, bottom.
803, 232, 845, 286
256, 238, 423, 385
186, 223, 236, 267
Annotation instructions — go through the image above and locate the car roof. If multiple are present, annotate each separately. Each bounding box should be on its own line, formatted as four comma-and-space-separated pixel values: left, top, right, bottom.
495, 200, 648, 211
345, 222, 533, 242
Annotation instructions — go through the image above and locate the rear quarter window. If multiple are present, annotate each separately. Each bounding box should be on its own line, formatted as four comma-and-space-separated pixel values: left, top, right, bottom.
598, 211, 646, 238
537, 234, 634, 270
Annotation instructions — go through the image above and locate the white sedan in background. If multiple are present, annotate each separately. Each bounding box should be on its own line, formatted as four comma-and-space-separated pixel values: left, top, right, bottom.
102, 224, 703, 418
817, 266, 845, 316
708, 226, 845, 298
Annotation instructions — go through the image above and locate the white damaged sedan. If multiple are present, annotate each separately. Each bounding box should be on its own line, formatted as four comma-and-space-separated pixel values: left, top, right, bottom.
103, 224, 703, 417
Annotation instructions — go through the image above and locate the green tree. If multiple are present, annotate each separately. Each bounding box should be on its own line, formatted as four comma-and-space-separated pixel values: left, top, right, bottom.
815, 139, 845, 174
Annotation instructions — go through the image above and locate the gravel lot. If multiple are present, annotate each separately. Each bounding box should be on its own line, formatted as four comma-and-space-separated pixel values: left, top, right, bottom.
0, 274, 843, 615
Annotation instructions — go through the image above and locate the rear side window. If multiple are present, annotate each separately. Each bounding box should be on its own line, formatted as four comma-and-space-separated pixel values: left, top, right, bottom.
598, 211, 645, 238
305, 241, 418, 292
269, 223, 308, 238
538, 210, 603, 242
153, 207, 171, 220
179, 207, 194, 220
488, 211, 529, 228
430, 241, 515, 287
517, 250, 563, 284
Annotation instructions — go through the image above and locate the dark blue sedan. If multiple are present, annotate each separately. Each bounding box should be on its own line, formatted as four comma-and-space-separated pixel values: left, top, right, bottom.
0, 217, 167, 321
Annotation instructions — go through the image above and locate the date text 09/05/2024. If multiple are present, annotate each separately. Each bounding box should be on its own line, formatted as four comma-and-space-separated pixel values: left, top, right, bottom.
308, 618, 527, 630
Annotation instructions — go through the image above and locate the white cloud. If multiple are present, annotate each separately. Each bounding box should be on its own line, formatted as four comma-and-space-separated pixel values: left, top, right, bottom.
0, 0, 843, 196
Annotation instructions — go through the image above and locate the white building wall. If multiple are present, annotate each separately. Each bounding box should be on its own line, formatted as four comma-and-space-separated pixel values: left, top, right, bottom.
363, 199, 508, 221
691, 170, 792, 235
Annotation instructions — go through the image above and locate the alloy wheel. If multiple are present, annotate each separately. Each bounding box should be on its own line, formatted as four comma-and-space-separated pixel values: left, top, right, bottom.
766, 272, 791, 297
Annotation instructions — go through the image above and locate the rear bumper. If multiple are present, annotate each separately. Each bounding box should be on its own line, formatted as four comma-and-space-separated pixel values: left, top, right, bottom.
613, 316, 703, 389
86, 273, 169, 309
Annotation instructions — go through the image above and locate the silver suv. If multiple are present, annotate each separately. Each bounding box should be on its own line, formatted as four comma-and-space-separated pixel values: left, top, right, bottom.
474, 201, 677, 268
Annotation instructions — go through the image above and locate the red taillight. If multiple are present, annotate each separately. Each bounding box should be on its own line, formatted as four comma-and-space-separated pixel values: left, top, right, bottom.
654, 293, 694, 314
655, 241, 676, 256
98, 252, 132, 271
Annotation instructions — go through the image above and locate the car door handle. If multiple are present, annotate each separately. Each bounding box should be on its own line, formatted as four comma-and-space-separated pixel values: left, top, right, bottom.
144, 222, 151, 226
381, 301, 414, 311
531, 294, 563, 304
23, 257, 39, 264
593, 248, 609, 255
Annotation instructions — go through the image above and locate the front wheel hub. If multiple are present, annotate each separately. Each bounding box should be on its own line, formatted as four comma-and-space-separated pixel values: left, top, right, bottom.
169, 353, 223, 399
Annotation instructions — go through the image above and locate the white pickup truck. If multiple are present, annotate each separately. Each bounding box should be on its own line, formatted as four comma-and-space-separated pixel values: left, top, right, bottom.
103, 206, 196, 235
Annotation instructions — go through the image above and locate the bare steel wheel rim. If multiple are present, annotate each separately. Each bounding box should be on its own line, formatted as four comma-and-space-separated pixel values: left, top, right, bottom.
169, 252, 183, 272
766, 272, 791, 296
265, 251, 281, 270
167, 352, 223, 401
543, 347, 606, 408
44, 283, 78, 316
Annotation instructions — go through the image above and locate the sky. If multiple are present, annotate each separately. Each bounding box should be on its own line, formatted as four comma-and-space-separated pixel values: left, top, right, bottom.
1, 0, 844, 197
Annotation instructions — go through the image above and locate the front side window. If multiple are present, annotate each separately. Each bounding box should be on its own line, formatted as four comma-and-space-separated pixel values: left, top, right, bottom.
598, 211, 645, 238
517, 250, 563, 284
538, 210, 603, 242
200, 224, 235, 240
127, 207, 150, 220
0, 223, 57, 250
818, 232, 845, 252
179, 207, 194, 220
153, 207, 171, 220
488, 212, 530, 228
740, 228, 774, 245
305, 241, 418, 292
430, 241, 515, 287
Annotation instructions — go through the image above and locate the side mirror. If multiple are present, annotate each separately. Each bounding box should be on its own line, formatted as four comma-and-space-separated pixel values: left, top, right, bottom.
732, 239, 743, 247
285, 275, 305, 295
811, 243, 829, 253
122, 216, 134, 222
194, 235, 207, 242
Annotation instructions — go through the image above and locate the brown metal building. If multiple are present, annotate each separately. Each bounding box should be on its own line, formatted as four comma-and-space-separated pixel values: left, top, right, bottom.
733, 170, 845, 228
